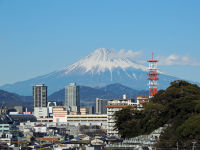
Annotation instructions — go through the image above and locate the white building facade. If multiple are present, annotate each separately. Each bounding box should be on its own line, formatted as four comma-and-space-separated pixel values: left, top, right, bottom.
65, 83, 80, 114
52, 106, 107, 127
106, 98, 137, 136
53, 107, 68, 123
34, 107, 48, 118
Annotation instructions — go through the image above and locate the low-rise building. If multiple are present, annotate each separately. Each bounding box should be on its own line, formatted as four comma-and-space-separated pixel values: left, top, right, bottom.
53, 106, 68, 123
136, 96, 149, 110
80, 106, 94, 115
80, 107, 87, 115
34, 124, 47, 133
14, 106, 24, 114
34, 107, 48, 118
66, 114, 107, 126
0, 123, 22, 146
48, 102, 57, 117
51, 107, 107, 126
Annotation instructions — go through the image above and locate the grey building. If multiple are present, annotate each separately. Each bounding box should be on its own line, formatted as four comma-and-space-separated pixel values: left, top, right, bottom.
96, 98, 108, 114
85, 106, 94, 114
14, 106, 24, 114
33, 84, 47, 107
33, 84, 48, 118
65, 83, 80, 113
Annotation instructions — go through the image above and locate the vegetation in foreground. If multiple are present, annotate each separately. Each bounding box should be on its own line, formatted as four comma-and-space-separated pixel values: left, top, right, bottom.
114, 80, 200, 148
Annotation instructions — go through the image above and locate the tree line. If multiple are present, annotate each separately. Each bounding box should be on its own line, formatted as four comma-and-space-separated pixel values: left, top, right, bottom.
114, 80, 200, 148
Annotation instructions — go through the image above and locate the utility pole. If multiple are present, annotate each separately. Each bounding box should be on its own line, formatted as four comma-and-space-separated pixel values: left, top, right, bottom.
192, 141, 196, 150
176, 141, 178, 150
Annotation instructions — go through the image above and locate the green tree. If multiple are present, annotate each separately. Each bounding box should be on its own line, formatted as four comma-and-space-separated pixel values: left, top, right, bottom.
114, 106, 135, 138
114, 80, 200, 148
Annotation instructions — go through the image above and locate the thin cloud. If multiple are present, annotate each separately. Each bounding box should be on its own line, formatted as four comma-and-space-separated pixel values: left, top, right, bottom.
113, 49, 145, 64
111, 49, 200, 66
158, 54, 200, 66
118, 49, 143, 59
110, 49, 146, 64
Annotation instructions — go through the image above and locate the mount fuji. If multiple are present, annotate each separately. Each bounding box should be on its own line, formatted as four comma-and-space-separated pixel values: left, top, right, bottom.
1, 48, 179, 95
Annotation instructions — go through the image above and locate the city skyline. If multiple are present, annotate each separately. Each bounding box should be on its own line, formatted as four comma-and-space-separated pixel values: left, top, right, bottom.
0, 0, 200, 85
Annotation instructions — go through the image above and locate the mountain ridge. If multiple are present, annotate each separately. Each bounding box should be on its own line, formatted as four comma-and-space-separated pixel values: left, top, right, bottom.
48, 83, 148, 106
0, 48, 182, 95
0, 89, 32, 109
0, 83, 148, 109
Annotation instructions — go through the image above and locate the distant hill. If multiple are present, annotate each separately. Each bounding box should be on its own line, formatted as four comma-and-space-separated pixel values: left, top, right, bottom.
0, 83, 148, 109
100, 83, 148, 98
49, 83, 148, 106
0, 89, 32, 110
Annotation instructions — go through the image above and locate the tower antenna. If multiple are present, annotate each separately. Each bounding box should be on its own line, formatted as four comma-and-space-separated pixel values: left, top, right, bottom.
147, 52, 159, 98
152, 52, 154, 60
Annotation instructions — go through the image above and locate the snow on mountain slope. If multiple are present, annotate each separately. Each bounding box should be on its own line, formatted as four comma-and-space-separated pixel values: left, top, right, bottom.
62, 48, 147, 74
0, 48, 180, 95
42, 48, 148, 81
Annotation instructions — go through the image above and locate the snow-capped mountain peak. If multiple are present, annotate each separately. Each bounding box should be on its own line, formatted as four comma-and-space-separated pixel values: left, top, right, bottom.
62, 48, 147, 74
0, 48, 181, 95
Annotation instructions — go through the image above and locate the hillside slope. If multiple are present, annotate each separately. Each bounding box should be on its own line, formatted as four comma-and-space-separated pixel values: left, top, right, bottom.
0, 90, 32, 109
115, 80, 200, 148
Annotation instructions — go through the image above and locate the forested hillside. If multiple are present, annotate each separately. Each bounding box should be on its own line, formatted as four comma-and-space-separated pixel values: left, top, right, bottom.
114, 80, 200, 148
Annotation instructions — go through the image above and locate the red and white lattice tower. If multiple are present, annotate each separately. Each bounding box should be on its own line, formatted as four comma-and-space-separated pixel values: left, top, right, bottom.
147, 52, 159, 98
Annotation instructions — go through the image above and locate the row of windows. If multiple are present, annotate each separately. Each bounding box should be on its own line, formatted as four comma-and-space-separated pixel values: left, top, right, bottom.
0, 126, 9, 128
0, 129, 9, 132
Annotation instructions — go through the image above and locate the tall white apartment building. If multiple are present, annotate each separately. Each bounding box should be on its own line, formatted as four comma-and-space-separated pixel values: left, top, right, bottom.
65, 83, 80, 113
106, 96, 137, 136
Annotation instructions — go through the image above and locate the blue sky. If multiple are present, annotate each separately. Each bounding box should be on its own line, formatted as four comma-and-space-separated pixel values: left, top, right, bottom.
0, 0, 200, 85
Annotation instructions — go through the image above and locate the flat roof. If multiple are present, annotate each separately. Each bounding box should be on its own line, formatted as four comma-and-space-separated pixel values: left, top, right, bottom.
137, 96, 149, 98
106, 105, 136, 108
108, 98, 134, 101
